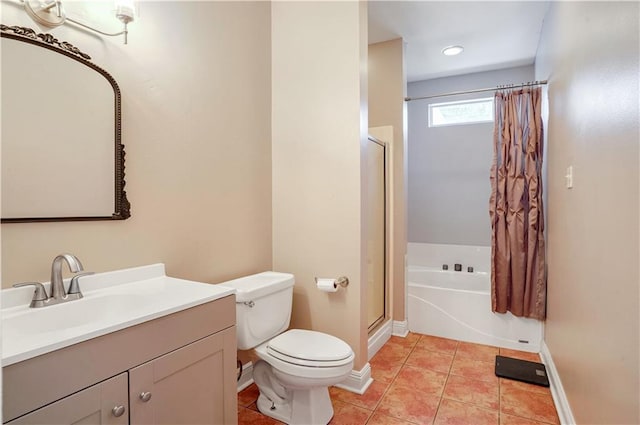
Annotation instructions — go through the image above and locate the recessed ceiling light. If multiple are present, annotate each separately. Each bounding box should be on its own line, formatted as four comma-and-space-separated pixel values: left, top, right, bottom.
442, 45, 464, 56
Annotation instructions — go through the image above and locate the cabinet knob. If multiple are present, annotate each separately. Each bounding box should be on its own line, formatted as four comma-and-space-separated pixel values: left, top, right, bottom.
139, 391, 152, 402
112, 405, 126, 417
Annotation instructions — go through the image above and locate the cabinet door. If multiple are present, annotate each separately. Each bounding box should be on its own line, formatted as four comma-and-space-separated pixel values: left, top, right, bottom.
6, 373, 128, 425
129, 327, 237, 425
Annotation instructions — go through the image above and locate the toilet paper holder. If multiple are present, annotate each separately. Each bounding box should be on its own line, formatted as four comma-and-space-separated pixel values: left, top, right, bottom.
334, 276, 349, 288
314, 276, 349, 288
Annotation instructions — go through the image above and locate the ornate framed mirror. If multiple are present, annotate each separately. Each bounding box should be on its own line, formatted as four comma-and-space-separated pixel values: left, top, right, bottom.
1, 24, 130, 222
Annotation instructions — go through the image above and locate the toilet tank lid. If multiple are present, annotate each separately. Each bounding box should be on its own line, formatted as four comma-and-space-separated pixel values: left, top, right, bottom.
217, 272, 294, 302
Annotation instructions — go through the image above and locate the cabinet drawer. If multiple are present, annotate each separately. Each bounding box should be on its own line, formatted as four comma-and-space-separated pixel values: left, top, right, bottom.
6, 373, 128, 425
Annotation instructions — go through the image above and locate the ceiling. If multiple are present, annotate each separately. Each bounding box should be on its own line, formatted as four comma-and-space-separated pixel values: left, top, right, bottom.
368, 1, 550, 82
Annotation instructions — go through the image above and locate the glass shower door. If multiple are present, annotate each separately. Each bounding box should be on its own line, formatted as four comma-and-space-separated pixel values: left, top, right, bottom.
366, 137, 386, 332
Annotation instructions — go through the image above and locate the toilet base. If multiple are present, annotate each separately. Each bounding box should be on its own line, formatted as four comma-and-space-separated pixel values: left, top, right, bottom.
257, 393, 292, 423
253, 360, 335, 425
256, 387, 334, 425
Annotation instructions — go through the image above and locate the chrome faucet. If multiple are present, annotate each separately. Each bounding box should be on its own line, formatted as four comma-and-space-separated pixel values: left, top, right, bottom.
50, 253, 84, 301
13, 253, 92, 308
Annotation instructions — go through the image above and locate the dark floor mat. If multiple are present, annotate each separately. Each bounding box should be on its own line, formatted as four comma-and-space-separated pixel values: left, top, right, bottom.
495, 355, 550, 387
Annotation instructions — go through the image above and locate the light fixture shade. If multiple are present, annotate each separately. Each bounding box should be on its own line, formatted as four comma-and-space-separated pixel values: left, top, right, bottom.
442, 45, 464, 56
115, 0, 135, 24
24, 0, 66, 28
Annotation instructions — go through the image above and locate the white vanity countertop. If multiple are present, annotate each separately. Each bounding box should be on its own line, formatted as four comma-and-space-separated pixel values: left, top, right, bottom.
2, 264, 235, 366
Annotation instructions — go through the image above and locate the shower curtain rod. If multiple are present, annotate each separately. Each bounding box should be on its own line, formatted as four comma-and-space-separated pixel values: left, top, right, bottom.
404, 80, 548, 102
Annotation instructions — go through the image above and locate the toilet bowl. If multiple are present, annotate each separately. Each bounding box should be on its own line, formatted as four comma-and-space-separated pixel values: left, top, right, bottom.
218, 272, 354, 425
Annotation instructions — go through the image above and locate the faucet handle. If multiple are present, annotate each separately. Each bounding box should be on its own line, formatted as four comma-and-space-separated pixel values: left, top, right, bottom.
13, 282, 49, 308
68, 272, 94, 298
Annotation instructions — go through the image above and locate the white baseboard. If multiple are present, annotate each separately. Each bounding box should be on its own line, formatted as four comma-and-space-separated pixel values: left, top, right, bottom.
334, 363, 373, 395
368, 320, 392, 360
236, 361, 254, 392
392, 320, 409, 337
540, 341, 576, 425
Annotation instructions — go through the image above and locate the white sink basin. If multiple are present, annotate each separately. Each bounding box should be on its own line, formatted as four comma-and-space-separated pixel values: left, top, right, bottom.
2, 264, 235, 366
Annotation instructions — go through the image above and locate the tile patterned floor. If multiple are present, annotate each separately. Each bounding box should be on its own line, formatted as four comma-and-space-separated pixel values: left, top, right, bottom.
237, 333, 560, 425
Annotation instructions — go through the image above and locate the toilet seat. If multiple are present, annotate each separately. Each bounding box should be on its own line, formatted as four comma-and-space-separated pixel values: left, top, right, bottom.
267, 329, 353, 368
254, 329, 355, 381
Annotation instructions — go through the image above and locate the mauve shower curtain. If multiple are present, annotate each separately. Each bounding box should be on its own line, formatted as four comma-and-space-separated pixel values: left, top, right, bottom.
489, 87, 546, 320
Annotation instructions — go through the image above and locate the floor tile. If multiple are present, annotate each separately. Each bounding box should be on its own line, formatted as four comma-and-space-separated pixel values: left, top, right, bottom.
370, 355, 403, 384
500, 385, 560, 424
366, 411, 417, 425
433, 398, 498, 425
405, 346, 454, 374
238, 383, 260, 407
500, 377, 551, 396
330, 380, 389, 410
394, 365, 448, 396
500, 413, 551, 425
376, 384, 440, 424
237, 406, 282, 425
456, 341, 499, 363
499, 348, 541, 363
443, 374, 499, 410
450, 356, 499, 383
387, 332, 421, 349
416, 335, 459, 355
329, 400, 373, 425
373, 342, 413, 363
236, 332, 559, 425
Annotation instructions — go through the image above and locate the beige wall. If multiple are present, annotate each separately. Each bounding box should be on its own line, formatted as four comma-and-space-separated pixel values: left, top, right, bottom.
368, 39, 407, 322
271, 1, 369, 369
1, 2, 272, 287
535, 2, 639, 423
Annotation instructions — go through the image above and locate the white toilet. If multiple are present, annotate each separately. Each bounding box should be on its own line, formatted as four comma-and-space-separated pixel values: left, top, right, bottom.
219, 272, 354, 425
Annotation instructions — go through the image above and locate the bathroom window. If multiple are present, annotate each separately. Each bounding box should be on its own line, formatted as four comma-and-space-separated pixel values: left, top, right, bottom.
428, 97, 494, 127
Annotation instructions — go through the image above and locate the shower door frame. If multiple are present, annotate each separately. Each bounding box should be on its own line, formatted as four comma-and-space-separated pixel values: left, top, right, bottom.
367, 136, 388, 334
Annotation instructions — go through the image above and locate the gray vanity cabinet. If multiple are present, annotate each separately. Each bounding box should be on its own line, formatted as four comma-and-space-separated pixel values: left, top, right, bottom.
129, 328, 236, 424
3, 296, 238, 425
6, 373, 128, 425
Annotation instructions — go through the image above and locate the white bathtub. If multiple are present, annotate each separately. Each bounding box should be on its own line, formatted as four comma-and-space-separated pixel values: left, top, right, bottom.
407, 245, 543, 352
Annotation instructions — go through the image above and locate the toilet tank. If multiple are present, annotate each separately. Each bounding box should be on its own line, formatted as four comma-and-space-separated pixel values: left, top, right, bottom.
218, 272, 294, 350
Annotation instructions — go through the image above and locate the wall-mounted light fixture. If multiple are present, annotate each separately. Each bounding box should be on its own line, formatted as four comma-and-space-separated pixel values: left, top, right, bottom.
22, 0, 135, 44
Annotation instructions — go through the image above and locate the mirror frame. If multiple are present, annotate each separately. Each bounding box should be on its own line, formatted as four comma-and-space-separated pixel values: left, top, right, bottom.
1, 24, 130, 223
